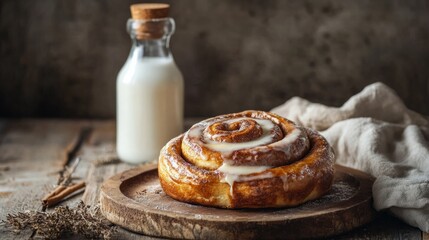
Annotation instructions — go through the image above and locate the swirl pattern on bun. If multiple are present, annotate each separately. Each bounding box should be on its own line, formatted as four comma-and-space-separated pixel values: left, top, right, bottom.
158, 110, 335, 208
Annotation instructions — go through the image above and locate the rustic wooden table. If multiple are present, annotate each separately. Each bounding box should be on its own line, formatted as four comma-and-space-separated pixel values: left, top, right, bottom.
0, 119, 427, 240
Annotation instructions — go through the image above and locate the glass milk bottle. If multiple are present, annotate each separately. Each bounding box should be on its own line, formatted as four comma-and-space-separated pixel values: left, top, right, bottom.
117, 4, 184, 164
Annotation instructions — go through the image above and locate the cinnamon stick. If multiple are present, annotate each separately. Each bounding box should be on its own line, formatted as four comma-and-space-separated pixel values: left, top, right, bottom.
43, 181, 86, 207
42, 185, 66, 202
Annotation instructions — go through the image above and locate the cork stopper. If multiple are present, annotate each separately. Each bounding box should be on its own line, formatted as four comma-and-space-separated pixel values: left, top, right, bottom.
130, 4, 170, 20
129, 4, 170, 40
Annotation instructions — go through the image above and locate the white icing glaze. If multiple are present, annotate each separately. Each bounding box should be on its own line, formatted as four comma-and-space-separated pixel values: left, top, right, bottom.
222, 171, 275, 197
186, 117, 305, 161
218, 162, 273, 197
218, 162, 271, 175
268, 128, 303, 150
186, 124, 203, 139
203, 118, 276, 153
280, 175, 289, 192
223, 174, 239, 197
223, 127, 304, 161
238, 171, 274, 182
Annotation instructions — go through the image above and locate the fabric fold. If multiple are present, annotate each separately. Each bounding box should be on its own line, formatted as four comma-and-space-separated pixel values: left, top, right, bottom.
271, 82, 429, 232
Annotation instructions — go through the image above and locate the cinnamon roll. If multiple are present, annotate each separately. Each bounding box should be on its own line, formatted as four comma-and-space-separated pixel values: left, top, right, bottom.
158, 110, 335, 208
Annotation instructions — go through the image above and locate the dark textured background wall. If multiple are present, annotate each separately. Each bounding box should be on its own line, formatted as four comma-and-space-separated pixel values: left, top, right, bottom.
0, 0, 428, 118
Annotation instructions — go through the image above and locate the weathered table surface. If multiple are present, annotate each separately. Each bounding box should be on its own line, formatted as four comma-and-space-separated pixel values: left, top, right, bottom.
0, 119, 427, 240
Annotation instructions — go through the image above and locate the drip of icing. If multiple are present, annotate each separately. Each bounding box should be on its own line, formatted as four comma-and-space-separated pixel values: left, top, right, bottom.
223, 174, 239, 197
218, 162, 272, 197
280, 175, 289, 192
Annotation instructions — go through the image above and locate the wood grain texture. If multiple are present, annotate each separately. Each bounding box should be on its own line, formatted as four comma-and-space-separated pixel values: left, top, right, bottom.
100, 164, 376, 239
0, 120, 84, 239
0, 1, 428, 118
58, 120, 158, 239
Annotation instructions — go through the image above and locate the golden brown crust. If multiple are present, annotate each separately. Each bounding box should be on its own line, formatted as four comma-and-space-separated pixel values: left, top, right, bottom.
158, 110, 335, 208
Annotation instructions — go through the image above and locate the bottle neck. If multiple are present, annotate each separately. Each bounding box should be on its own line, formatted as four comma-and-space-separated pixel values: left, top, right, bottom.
126, 18, 175, 60
129, 38, 171, 60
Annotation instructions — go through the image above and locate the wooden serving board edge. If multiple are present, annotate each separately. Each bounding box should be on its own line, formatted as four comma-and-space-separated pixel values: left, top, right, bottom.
100, 164, 376, 239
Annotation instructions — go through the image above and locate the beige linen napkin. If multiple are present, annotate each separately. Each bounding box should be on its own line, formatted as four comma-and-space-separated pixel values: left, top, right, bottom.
271, 82, 429, 232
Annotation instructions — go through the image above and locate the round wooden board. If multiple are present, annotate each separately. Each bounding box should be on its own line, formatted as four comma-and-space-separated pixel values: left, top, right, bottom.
100, 164, 376, 239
